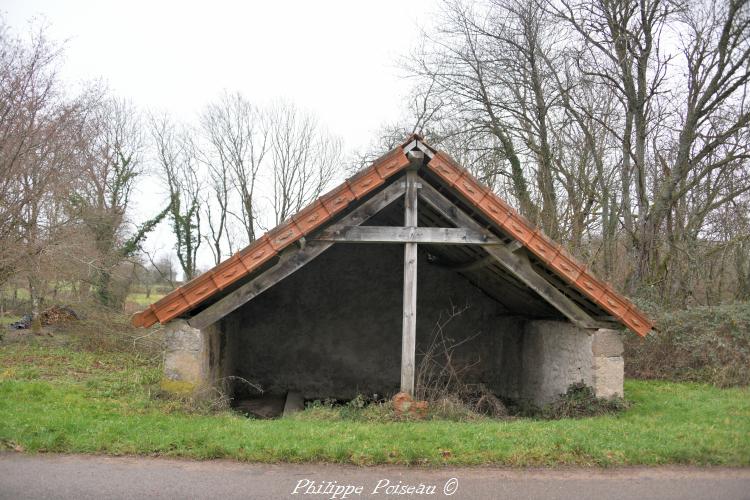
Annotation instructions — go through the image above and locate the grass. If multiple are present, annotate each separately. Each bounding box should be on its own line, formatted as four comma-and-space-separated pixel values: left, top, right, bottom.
0, 314, 21, 327
125, 292, 165, 307
1, 342, 748, 466
1, 284, 165, 308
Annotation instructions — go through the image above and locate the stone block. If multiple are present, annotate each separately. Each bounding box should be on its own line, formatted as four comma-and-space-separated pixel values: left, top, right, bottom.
592, 329, 623, 357
521, 320, 594, 404
165, 319, 203, 353
593, 356, 624, 399
162, 319, 206, 391
164, 351, 203, 383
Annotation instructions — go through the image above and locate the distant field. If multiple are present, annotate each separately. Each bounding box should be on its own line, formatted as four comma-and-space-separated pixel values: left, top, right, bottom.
126, 293, 165, 307
0, 285, 165, 309
0, 287, 30, 301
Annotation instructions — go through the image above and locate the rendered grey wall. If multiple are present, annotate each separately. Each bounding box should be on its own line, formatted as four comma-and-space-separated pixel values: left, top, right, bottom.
520, 320, 624, 404
222, 243, 525, 400
520, 320, 594, 403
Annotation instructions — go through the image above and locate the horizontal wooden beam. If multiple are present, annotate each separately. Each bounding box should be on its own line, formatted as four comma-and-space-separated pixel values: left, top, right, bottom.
314, 226, 503, 245
188, 181, 406, 330
437, 254, 496, 272
418, 183, 604, 329
189, 242, 332, 330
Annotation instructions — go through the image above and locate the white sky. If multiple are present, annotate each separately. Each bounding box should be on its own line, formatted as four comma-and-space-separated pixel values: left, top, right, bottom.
3, 0, 436, 274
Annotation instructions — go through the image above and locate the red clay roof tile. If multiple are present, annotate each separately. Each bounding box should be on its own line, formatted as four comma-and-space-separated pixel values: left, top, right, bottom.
426, 150, 654, 336
131, 138, 653, 336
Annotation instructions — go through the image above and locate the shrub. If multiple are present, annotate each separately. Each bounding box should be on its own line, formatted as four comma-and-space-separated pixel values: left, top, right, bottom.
55, 303, 163, 356
507, 383, 629, 420
625, 302, 750, 387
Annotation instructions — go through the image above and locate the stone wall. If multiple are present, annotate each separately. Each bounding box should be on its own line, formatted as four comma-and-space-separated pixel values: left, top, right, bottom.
591, 328, 625, 399
162, 319, 227, 396
520, 320, 623, 404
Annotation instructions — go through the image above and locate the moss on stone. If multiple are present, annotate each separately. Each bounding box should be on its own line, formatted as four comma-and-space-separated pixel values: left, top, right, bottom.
160, 378, 196, 394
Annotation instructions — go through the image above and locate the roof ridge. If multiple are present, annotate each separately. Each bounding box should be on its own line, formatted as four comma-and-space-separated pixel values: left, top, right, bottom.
132, 136, 653, 336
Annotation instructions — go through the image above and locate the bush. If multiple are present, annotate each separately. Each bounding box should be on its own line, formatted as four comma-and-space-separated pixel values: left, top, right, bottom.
625, 302, 750, 387
507, 382, 630, 420
542, 383, 629, 419
505, 383, 629, 420
55, 303, 163, 356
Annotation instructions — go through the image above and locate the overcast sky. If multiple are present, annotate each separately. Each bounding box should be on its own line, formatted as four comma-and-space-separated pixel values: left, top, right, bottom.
4, 0, 436, 272
4, 0, 433, 148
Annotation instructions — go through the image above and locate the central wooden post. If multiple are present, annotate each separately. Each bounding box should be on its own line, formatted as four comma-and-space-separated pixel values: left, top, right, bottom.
401, 168, 419, 395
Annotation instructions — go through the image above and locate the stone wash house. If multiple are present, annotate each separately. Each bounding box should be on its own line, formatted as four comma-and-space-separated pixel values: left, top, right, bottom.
132, 135, 653, 406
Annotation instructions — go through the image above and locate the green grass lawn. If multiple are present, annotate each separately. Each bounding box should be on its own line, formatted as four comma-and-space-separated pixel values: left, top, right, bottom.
126, 292, 165, 307
0, 342, 748, 466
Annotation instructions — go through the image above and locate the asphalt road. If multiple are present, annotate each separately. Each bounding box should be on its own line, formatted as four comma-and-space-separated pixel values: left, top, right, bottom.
1, 453, 749, 500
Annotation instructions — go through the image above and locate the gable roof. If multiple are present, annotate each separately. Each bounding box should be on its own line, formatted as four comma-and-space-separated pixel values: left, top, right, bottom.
132, 135, 653, 336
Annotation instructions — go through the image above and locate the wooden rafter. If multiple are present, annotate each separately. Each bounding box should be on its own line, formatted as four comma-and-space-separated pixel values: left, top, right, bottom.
418, 182, 605, 330
187, 181, 407, 330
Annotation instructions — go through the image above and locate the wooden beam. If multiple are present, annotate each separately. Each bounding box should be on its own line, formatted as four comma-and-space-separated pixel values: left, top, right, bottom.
403, 139, 418, 153
188, 181, 407, 330
507, 240, 524, 253
437, 254, 496, 273
315, 226, 502, 245
418, 183, 603, 329
403, 139, 434, 159
401, 169, 419, 395
189, 242, 332, 331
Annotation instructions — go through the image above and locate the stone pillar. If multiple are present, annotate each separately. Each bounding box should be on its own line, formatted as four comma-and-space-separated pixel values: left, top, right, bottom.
591, 329, 624, 399
161, 319, 224, 396
520, 320, 623, 405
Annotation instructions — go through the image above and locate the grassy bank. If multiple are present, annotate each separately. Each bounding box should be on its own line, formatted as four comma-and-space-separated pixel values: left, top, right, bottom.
1, 342, 748, 466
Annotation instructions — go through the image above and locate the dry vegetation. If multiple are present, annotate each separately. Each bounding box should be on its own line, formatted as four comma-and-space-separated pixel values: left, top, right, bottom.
626, 302, 750, 387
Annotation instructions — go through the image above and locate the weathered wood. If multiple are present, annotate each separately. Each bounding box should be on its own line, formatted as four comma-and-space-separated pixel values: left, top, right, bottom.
438, 254, 496, 272
415, 141, 434, 158
418, 183, 603, 329
401, 169, 419, 395
403, 139, 434, 159
188, 182, 407, 330
507, 240, 523, 253
315, 226, 502, 245
337, 181, 408, 227
402, 139, 418, 154
407, 150, 425, 169
189, 242, 331, 330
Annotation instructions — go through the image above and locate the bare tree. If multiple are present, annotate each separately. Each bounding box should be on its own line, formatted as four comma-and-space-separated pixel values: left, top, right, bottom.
267, 101, 341, 224
548, 0, 750, 297
72, 98, 169, 306
200, 91, 268, 247
0, 19, 99, 326
150, 113, 202, 281
409, 0, 750, 305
